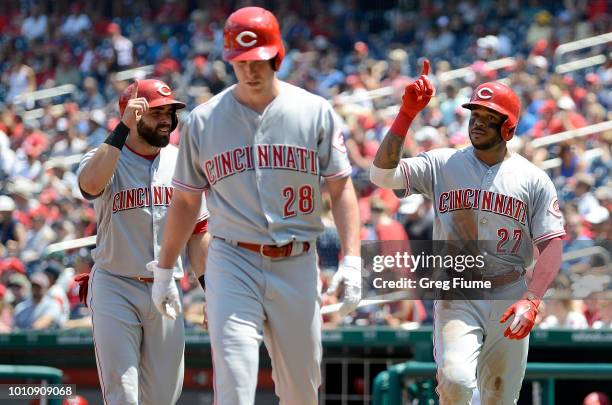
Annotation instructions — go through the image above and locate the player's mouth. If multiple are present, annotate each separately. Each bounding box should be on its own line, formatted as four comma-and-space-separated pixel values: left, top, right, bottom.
471, 129, 486, 136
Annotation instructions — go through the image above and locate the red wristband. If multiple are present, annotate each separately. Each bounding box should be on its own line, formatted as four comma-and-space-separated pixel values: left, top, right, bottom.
390, 112, 415, 138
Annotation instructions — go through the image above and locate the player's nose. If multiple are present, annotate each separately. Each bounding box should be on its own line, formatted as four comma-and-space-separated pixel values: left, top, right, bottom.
244, 61, 258, 76
472, 117, 487, 128
158, 115, 171, 126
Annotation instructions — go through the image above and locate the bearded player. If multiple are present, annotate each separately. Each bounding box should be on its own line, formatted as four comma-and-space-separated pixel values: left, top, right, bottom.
370, 63, 564, 404
77, 79, 209, 404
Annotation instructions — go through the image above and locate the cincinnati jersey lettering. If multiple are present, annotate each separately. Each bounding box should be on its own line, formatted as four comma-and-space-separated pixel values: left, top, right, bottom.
112, 186, 174, 213
204, 144, 319, 185
438, 188, 528, 225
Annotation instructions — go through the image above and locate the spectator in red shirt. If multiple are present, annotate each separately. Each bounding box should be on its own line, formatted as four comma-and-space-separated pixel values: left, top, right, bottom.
370, 197, 409, 242
370, 198, 411, 277
533, 97, 587, 138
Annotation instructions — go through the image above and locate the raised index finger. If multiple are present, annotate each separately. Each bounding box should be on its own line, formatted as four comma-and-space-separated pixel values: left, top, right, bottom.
129, 80, 139, 99
420, 59, 430, 76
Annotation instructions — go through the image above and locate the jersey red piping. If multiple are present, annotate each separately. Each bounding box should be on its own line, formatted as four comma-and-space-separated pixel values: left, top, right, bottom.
533, 230, 566, 244
172, 178, 208, 192
125, 144, 159, 161
322, 166, 352, 180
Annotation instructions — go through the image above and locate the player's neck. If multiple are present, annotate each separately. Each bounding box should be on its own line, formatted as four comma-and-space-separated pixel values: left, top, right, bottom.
234, 78, 281, 114
473, 144, 509, 167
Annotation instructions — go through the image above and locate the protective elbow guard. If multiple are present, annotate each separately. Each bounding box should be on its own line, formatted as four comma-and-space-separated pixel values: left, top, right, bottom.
369, 163, 406, 190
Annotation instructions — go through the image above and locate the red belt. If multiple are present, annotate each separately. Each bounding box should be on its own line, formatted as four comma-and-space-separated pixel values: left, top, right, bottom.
471, 269, 526, 289
216, 237, 310, 258
135, 276, 155, 283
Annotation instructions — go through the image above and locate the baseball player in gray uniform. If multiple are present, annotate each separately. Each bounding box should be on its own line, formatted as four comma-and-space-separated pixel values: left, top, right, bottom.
370, 61, 565, 404
147, 6, 362, 405
77, 79, 209, 405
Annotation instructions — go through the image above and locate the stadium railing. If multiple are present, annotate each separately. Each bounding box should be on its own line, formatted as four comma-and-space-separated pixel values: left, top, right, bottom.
554, 32, 612, 66
372, 361, 612, 405
114, 65, 154, 82
0, 365, 64, 405
530, 120, 612, 148
12, 64, 154, 113
539, 147, 604, 171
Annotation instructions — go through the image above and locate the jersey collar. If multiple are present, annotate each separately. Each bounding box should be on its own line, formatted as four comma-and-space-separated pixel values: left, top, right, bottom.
125, 144, 160, 161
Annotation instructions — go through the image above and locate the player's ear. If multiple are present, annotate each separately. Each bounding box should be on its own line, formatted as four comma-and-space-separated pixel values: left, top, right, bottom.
170, 108, 178, 132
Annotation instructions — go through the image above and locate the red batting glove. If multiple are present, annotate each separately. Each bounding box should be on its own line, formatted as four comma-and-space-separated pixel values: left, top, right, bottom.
390, 59, 436, 137
74, 273, 90, 307
499, 295, 541, 340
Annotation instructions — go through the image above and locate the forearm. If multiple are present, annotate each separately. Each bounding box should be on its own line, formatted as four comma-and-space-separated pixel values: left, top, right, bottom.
32, 315, 54, 330
187, 231, 210, 278
373, 131, 405, 169
346, 141, 372, 169
328, 177, 360, 257
527, 238, 563, 298
370, 132, 408, 190
158, 191, 201, 269
78, 144, 121, 195
79, 122, 133, 195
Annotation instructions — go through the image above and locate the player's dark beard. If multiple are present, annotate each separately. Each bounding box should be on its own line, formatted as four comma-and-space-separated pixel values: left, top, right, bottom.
137, 120, 171, 148
471, 132, 504, 150
469, 122, 504, 150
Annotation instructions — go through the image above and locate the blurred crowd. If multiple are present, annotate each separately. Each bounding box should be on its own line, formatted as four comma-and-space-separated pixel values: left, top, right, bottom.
0, 0, 609, 332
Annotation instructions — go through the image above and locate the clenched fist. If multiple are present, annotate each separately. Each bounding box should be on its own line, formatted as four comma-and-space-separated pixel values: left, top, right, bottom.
121, 80, 149, 130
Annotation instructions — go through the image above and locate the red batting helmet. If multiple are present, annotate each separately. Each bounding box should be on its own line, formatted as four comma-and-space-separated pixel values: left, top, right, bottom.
462, 81, 521, 141
223, 7, 285, 71
118, 79, 185, 118
118, 79, 185, 132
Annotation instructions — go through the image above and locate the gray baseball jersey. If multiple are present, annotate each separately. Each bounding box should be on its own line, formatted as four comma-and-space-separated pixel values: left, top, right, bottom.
399, 145, 565, 404
172, 81, 352, 404
77, 144, 208, 405
399, 146, 565, 274
172, 82, 351, 244
77, 145, 209, 277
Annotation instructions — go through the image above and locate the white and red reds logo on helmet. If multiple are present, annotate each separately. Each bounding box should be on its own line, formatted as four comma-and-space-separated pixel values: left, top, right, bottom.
156, 83, 172, 96
476, 87, 494, 100
236, 31, 258, 47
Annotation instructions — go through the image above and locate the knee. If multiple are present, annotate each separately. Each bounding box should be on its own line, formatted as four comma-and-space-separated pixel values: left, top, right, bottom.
277, 384, 318, 405
104, 384, 138, 405
436, 367, 474, 405
104, 368, 139, 405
